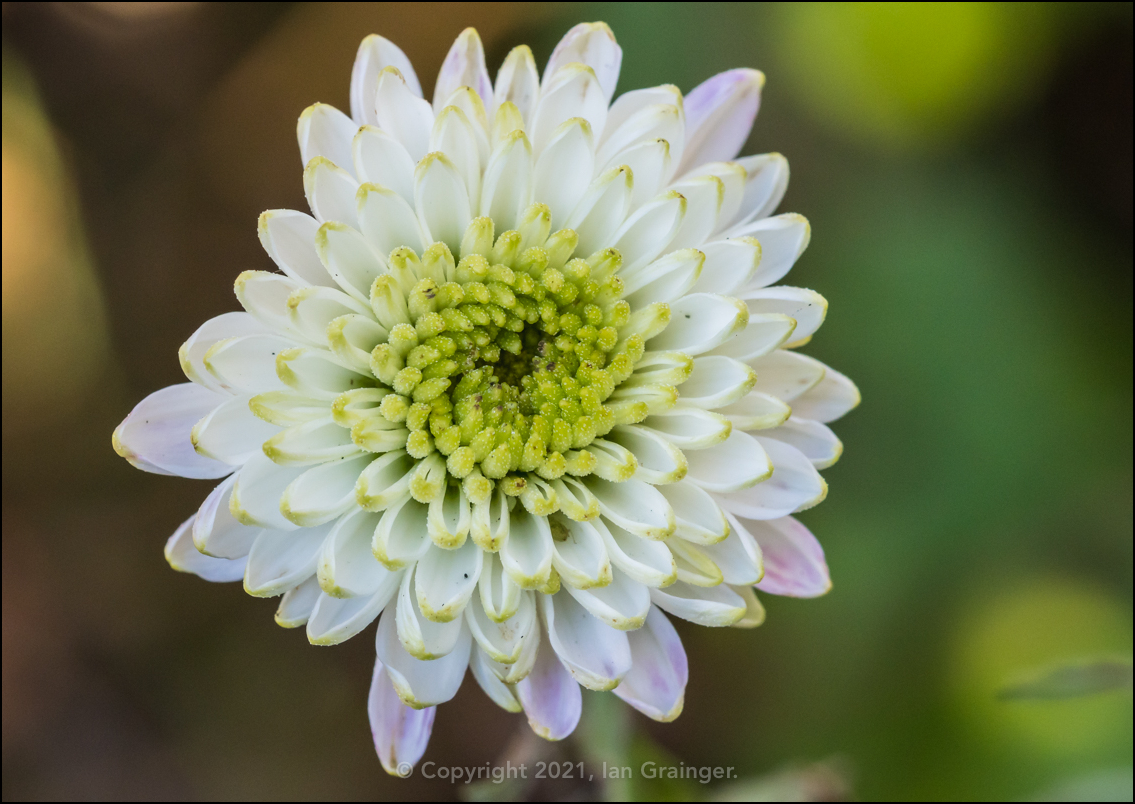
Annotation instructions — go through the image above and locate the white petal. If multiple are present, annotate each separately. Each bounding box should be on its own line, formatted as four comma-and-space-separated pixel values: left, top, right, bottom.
608, 191, 686, 274
469, 646, 522, 712
564, 166, 633, 255
193, 474, 259, 559
478, 551, 523, 622
657, 480, 729, 546
355, 449, 415, 510
396, 567, 466, 659
200, 333, 290, 395
742, 286, 827, 346
543, 22, 622, 102
585, 477, 675, 540
707, 512, 765, 585
714, 390, 791, 431
748, 516, 831, 597
606, 137, 672, 210
565, 566, 652, 630
694, 162, 747, 235
732, 213, 811, 290
228, 450, 304, 530
275, 574, 321, 627
353, 126, 416, 204
541, 592, 631, 691
650, 581, 747, 627
233, 271, 307, 342
532, 118, 594, 228
315, 222, 386, 303
303, 157, 360, 227
665, 175, 722, 250
297, 103, 356, 178
731, 583, 766, 628
550, 516, 611, 589
316, 506, 390, 597
416, 540, 483, 622
376, 608, 471, 708
641, 408, 731, 450
679, 68, 763, 174
191, 393, 279, 465
751, 349, 826, 403
787, 365, 861, 423
276, 348, 373, 400
433, 28, 492, 112
373, 493, 431, 568
427, 481, 471, 549
351, 35, 422, 125
262, 416, 358, 466
677, 355, 756, 410
729, 153, 789, 230
375, 67, 434, 162
761, 416, 842, 469
597, 104, 682, 178
179, 312, 270, 393
307, 571, 399, 644
707, 313, 795, 363
430, 106, 482, 202
368, 659, 436, 776
531, 64, 607, 154
290, 286, 376, 350
667, 538, 723, 586
257, 210, 336, 288
499, 506, 554, 589
602, 85, 683, 148
415, 152, 470, 254
466, 591, 536, 664
714, 437, 827, 519
357, 182, 427, 259
612, 605, 687, 721
479, 130, 533, 231
684, 428, 771, 492
649, 293, 748, 356
165, 516, 247, 582
607, 424, 688, 485
493, 45, 539, 123
689, 237, 761, 296
515, 641, 582, 741
596, 518, 676, 588
244, 523, 332, 597
281, 453, 371, 526
623, 248, 703, 308
113, 383, 232, 479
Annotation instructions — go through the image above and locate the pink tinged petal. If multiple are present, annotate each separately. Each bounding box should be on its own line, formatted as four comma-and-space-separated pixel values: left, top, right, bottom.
515, 641, 582, 741
257, 210, 336, 288
368, 659, 436, 777
113, 383, 233, 479
728, 153, 789, 231
297, 103, 357, 178
244, 522, 333, 597
541, 592, 632, 691
303, 157, 360, 228
193, 474, 259, 559
493, 45, 539, 123
612, 605, 687, 722
190, 393, 279, 466
165, 516, 248, 582
788, 366, 861, 424
749, 516, 831, 598
531, 64, 607, 154
376, 607, 472, 708
713, 437, 827, 520
543, 22, 622, 103
741, 286, 827, 346
179, 312, 271, 393
352, 126, 416, 204
351, 34, 423, 126
732, 213, 811, 291
375, 67, 435, 162
433, 28, 492, 113
760, 416, 842, 469
679, 68, 764, 175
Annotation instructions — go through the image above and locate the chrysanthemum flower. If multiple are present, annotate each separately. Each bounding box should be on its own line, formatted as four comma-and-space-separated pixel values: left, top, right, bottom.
114, 22, 859, 775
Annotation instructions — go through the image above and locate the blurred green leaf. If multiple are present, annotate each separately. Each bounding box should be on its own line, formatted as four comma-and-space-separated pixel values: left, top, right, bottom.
1000, 659, 1134, 701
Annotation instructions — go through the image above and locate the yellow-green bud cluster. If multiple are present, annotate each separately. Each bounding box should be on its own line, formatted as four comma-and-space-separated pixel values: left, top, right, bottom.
352, 205, 654, 511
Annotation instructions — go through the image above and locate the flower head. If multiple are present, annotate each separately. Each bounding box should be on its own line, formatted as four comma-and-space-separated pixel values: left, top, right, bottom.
114, 22, 859, 775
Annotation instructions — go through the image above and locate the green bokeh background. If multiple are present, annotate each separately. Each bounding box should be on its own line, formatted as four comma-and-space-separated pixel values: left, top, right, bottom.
3, 3, 1131, 801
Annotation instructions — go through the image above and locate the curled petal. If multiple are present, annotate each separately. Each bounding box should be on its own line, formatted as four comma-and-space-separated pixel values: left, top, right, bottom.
113, 383, 232, 479
368, 659, 436, 776
612, 605, 687, 722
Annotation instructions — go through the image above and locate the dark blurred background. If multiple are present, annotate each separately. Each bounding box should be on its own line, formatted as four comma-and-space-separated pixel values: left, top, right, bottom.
2, 2, 1131, 800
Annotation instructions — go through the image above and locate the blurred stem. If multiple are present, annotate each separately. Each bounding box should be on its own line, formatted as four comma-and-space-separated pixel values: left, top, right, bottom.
576, 690, 633, 802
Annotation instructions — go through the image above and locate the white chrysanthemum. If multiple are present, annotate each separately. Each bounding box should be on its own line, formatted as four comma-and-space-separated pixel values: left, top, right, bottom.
114, 23, 859, 775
